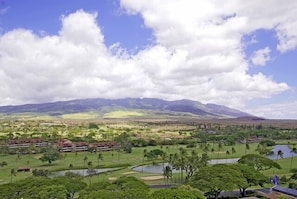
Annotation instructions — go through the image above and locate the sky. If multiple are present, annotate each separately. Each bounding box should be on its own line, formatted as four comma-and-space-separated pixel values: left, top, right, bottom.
0, 0, 297, 119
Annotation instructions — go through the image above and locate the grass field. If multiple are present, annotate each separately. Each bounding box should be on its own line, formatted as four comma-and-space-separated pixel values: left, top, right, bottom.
103, 111, 146, 118
1, 142, 297, 185
61, 112, 101, 120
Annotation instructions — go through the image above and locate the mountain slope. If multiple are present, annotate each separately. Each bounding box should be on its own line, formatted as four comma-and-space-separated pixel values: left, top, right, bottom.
0, 98, 252, 118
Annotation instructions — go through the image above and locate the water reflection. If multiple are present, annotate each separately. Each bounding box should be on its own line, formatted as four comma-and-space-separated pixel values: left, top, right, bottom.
50, 168, 119, 177
267, 145, 297, 160
133, 145, 297, 174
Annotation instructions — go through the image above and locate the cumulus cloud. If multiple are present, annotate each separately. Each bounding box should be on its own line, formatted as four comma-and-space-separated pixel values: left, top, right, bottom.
245, 100, 297, 119
0, 1, 296, 110
251, 47, 271, 66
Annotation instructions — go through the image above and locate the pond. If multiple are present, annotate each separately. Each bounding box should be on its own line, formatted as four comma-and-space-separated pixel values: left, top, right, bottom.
267, 145, 297, 160
50, 168, 119, 177
132, 163, 180, 174
133, 145, 297, 174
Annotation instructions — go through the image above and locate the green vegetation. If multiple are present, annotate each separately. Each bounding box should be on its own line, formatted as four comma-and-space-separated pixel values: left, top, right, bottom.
104, 110, 145, 118
0, 119, 297, 198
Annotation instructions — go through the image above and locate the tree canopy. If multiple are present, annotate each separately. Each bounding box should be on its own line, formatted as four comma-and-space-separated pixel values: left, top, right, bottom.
39, 146, 61, 165
238, 154, 281, 171
189, 164, 246, 199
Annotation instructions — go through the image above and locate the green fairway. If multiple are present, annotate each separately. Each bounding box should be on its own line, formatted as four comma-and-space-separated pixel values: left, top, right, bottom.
1, 142, 296, 185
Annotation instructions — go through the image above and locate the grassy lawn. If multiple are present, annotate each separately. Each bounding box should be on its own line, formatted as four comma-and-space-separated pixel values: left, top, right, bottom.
1, 142, 297, 185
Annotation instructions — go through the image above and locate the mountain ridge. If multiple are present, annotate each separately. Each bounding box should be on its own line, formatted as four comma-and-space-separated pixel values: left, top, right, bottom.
0, 98, 253, 119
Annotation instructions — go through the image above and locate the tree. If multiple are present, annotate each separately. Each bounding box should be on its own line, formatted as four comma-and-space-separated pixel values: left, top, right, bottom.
190, 164, 246, 199
79, 176, 149, 199
0, 161, 7, 167
38, 185, 67, 199
238, 154, 281, 171
231, 147, 236, 154
277, 150, 284, 162
54, 174, 87, 199
255, 144, 273, 155
83, 156, 88, 176
245, 143, 250, 154
97, 152, 103, 168
290, 147, 297, 170
149, 188, 204, 199
163, 165, 172, 184
10, 168, 16, 182
234, 164, 268, 197
32, 169, 50, 176
114, 132, 132, 153
39, 146, 61, 165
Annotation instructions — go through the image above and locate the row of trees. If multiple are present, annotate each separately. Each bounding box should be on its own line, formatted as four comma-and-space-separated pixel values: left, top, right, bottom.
0, 174, 206, 199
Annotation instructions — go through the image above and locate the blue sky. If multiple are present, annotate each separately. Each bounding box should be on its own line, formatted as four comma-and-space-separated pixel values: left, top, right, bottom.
0, 0, 297, 119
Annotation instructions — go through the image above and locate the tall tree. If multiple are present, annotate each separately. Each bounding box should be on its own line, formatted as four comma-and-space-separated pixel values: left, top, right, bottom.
245, 143, 250, 155
238, 154, 281, 171
163, 165, 172, 185
97, 152, 103, 169
39, 146, 61, 165
10, 168, 16, 182
290, 147, 297, 170
233, 164, 269, 197
190, 164, 246, 199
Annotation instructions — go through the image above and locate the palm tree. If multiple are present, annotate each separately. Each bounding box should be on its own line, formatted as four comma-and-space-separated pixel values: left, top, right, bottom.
69, 163, 74, 172
161, 152, 167, 170
210, 148, 215, 159
163, 165, 172, 185
178, 147, 188, 183
290, 147, 297, 170
10, 168, 16, 182
83, 156, 88, 176
142, 149, 147, 172
225, 150, 230, 163
245, 143, 250, 155
276, 150, 284, 162
231, 147, 236, 154
273, 150, 283, 174
97, 153, 103, 168
87, 161, 92, 169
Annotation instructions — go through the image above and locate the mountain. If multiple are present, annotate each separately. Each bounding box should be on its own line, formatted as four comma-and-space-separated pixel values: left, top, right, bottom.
0, 98, 253, 119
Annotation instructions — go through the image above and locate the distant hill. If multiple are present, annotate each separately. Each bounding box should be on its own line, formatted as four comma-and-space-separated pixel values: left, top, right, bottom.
0, 98, 253, 119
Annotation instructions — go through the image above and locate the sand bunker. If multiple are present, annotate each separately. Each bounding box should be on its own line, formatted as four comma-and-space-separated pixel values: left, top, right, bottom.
141, 176, 164, 181
108, 177, 117, 181
34, 155, 42, 159
122, 171, 137, 175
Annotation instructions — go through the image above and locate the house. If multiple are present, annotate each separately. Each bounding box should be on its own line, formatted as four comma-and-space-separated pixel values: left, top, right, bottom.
92, 141, 120, 152
8, 139, 49, 149
73, 142, 89, 152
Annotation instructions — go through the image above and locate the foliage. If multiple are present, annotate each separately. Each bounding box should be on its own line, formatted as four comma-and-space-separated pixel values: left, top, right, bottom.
88, 123, 99, 129
0, 161, 7, 167
189, 164, 246, 199
145, 149, 165, 160
54, 174, 87, 199
233, 164, 269, 197
260, 140, 276, 146
149, 188, 204, 199
39, 146, 61, 164
169, 149, 209, 183
32, 169, 50, 176
38, 185, 68, 199
238, 154, 281, 171
114, 132, 133, 153
79, 176, 149, 199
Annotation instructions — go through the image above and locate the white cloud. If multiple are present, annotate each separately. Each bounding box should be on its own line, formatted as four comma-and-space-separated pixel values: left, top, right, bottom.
251, 47, 271, 66
0, 1, 296, 116
245, 100, 297, 119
